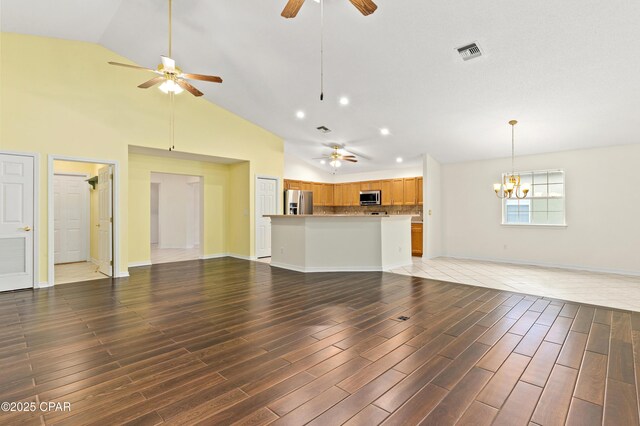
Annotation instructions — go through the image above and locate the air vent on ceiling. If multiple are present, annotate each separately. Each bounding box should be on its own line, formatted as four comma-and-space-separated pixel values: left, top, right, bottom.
317, 126, 332, 133
457, 42, 482, 61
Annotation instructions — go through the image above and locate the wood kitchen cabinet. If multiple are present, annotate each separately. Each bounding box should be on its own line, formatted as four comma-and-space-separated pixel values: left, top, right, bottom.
324, 184, 334, 206
411, 223, 423, 256
312, 182, 322, 206
381, 180, 392, 205
391, 179, 404, 205
403, 178, 417, 205
284, 179, 302, 190
334, 184, 343, 206
284, 177, 423, 207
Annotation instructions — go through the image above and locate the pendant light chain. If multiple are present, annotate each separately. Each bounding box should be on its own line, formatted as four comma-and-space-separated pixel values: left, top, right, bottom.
320, 0, 324, 101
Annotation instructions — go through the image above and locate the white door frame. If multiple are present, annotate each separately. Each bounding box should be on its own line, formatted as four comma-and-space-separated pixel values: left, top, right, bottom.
48, 155, 122, 285
255, 175, 280, 258
0, 150, 39, 288
53, 172, 91, 263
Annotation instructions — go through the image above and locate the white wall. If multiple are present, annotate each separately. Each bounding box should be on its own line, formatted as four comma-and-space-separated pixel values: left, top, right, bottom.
423, 155, 442, 259
284, 153, 333, 182
284, 153, 423, 183
150, 172, 202, 249
441, 144, 640, 275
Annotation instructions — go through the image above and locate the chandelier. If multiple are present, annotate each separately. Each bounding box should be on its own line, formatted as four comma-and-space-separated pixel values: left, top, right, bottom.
494, 120, 529, 199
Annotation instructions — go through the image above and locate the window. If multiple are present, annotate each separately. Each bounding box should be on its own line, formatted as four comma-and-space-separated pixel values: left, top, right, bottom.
502, 170, 566, 226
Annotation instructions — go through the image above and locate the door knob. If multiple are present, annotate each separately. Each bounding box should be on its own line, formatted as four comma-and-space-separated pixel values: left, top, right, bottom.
22, 226, 31, 232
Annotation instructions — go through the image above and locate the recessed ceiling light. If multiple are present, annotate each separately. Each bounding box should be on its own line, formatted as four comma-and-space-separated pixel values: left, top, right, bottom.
380, 128, 390, 136
320, 159, 326, 164
396, 157, 403, 163
296, 110, 305, 119
339, 97, 349, 106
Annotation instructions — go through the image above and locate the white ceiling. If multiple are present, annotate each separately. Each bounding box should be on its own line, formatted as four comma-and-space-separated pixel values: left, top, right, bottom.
3, 0, 640, 172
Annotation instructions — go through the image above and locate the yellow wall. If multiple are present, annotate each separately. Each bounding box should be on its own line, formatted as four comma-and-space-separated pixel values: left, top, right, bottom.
129, 153, 235, 264
53, 161, 102, 261
0, 33, 284, 283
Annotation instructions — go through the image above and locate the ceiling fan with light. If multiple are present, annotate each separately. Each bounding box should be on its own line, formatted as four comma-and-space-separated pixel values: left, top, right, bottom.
107, 0, 222, 97
281, 0, 378, 18
314, 144, 361, 168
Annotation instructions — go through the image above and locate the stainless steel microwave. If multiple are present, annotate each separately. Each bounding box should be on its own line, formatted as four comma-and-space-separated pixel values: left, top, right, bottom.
360, 190, 381, 206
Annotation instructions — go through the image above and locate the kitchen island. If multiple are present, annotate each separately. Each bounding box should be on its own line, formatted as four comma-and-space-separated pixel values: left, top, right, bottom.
265, 215, 413, 272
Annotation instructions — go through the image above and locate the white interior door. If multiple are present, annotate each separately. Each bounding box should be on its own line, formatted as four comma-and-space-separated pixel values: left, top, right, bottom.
256, 178, 277, 258
54, 175, 88, 264
97, 165, 112, 276
0, 154, 34, 291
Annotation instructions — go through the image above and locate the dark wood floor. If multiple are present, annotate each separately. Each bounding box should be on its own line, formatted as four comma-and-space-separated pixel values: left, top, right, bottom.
1, 258, 639, 425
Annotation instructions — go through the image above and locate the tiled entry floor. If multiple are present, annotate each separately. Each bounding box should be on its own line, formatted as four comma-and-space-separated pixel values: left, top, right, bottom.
390, 258, 640, 312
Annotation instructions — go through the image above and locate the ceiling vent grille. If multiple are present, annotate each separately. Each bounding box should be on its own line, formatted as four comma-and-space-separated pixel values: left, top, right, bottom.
457, 43, 482, 61
317, 126, 331, 133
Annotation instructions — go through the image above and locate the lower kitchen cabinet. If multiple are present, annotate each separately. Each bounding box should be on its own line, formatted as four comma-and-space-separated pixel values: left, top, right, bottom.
411, 223, 423, 256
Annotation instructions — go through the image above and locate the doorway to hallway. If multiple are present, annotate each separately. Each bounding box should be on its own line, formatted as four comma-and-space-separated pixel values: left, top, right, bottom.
150, 172, 203, 264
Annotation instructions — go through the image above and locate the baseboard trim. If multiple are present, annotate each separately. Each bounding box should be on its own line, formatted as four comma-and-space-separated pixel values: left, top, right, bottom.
199, 253, 228, 260
128, 261, 152, 268
441, 254, 640, 277
117, 271, 130, 278
35, 281, 53, 289
90, 258, 100, 266
228, 253, 258, 261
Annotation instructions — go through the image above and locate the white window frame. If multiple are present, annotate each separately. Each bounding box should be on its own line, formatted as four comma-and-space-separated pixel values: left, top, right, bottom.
500, 169, 567, 227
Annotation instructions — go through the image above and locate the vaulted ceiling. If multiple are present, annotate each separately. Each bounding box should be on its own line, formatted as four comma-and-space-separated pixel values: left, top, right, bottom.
3, 0, 640, 172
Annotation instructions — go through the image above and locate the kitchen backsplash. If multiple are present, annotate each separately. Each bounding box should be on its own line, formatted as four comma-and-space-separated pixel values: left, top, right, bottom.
314, 205, 423, 221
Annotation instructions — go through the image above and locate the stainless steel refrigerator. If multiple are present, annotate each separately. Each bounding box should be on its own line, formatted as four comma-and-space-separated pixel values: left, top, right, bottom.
284, 190, 313, 215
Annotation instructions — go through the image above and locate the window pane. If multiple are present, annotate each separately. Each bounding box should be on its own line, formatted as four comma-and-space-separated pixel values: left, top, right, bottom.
548, 183, 564, 197
532, 184, 548, 197
548, 171, 564, 184
533, 172, 548, 184
548, 198, 563, 212
518, 211, 531, 223
548, 212, 565, 224
532, 199, 548, 212
520, 173, 533, 185
532, 211, 548, 224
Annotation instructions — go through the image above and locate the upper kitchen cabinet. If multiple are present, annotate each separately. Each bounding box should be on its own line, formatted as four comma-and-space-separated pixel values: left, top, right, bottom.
285, 179, 302, 190
284, 177, 423, 207
334, 183, 344, 206
381, 180, 393, 205
324, 183, 334, 206
403, 178, 417, 205
391, 179, 404, 205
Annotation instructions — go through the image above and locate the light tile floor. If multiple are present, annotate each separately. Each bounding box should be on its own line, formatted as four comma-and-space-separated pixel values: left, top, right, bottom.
55, 262, 110, 285
390, 257, 640, 312
151, 245, 201, 265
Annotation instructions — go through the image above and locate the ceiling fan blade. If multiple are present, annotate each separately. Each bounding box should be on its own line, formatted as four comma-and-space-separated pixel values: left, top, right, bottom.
348, 0, 378, 15
281, 0, 305, 18
137, 76, 165, 89
177, 79, 204, 97
312, 156, 329, 160
341, 155, 357, 158
108, 62, 155, 72
343, 158, 358, 163
182, 73, 223, 83
161, 56, 176, 71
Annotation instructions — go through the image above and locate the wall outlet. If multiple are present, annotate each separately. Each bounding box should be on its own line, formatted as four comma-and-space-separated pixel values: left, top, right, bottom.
503, 244, 508, 250
428, 209, 432, 216
280, 247, 284, 254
